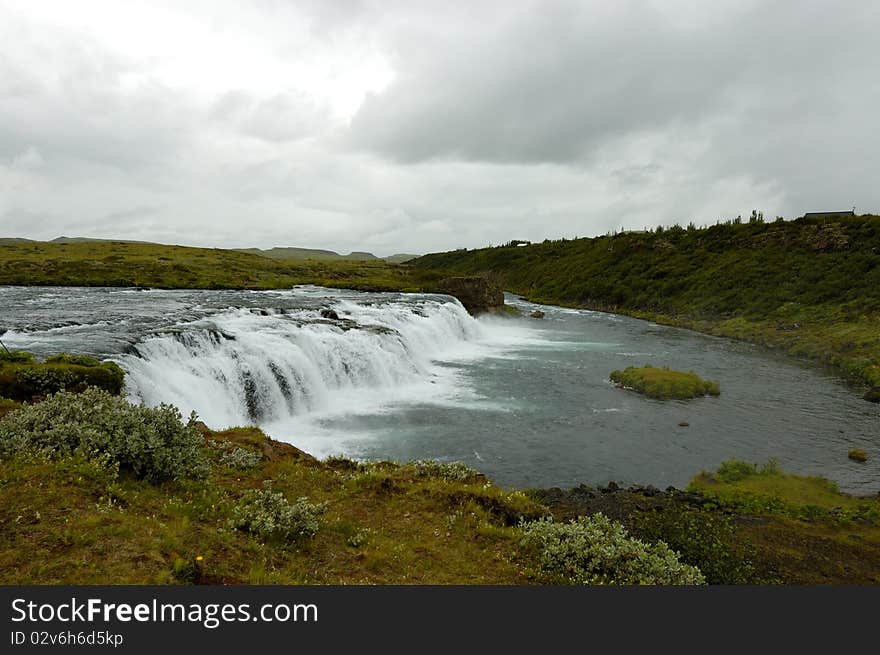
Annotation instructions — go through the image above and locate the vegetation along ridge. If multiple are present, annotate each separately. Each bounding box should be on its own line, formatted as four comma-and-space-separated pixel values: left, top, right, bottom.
412, 214, 880, 393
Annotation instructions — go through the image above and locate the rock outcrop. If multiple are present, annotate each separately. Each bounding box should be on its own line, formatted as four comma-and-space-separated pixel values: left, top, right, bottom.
864, 387, 880, 403
437, 277, 505, 316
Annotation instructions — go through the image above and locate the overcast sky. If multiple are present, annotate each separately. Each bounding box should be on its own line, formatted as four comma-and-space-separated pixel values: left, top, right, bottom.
1, 1, 878, 256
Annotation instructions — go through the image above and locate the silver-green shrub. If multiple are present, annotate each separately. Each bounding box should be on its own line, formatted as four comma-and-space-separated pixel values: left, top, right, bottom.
411, 459, 481, 482
229, 482, 326, 542
0, 388, 209, 482
209, 440, 263, 469
520, 513, 706, 585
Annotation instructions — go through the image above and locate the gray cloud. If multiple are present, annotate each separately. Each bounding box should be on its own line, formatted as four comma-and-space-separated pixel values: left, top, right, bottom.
0, 1, 878, 255
349, 1, 880, 167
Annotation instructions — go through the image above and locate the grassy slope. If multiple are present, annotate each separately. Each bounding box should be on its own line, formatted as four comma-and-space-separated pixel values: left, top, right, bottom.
413, 215, 880, 387
3, 424, 877, 583
0, 241, 443, 292
688, 461, 880, 583
534, 460, 880, 584
0, 426, 546, 585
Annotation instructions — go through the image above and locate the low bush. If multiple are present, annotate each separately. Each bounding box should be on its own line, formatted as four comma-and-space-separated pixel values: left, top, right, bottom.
519, 513, 706, 585
714, 460, 759, 483
410, 459, 482, 482
44, 353, 103, 367
629, 506, 760, 584
219, 446, 263, 470
0, 388, 208, 482
0, 397, 20, 419
0, 351, 125, 400
228, 482, 326, 543
0, 351, 35, 364
207, 438, 264, 469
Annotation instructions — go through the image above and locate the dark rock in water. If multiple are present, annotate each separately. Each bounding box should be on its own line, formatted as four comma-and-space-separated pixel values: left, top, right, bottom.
678, 421, 690, 427
600, 481, 620, 493
437, 277, 505, 316
864, 387, 880, 403
320, 308, 340, 320
848, 449, 868, 462
529, 310, 545, 319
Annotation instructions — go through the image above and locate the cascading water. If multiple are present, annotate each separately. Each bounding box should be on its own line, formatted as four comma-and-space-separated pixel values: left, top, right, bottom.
3, 285, 878, 492
119, 297, 485, 430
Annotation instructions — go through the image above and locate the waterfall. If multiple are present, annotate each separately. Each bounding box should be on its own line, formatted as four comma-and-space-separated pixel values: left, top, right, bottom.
119, 297, 484, 429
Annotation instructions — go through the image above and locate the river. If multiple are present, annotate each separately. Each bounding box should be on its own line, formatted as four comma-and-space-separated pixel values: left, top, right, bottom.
2, 285, 877, 493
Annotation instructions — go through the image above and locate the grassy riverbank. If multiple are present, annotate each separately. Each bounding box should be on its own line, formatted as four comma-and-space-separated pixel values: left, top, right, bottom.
2, 421, 877, 584
1, 386, 877, 585
0, 423, 547, 584
413, 214, 880, 389
2, 389, 702, 586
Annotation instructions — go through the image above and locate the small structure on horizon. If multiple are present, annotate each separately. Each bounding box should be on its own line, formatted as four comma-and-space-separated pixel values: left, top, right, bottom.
802, 210, 855, 220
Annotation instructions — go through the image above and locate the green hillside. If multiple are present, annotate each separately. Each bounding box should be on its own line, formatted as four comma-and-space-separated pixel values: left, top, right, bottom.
0, 241, 442, 292
414, 214, 880, 388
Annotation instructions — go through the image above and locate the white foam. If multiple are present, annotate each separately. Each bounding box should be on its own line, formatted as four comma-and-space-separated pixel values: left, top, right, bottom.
118, 295, 540, 449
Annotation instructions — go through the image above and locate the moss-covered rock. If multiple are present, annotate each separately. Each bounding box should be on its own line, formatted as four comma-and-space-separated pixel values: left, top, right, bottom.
848, 449, 868, 462
0, 351, 124, 401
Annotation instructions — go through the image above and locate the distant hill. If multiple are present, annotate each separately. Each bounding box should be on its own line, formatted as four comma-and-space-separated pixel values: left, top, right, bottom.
50, 236, 159, 245
0, 240, 445, 293
236, 247, 378, 261
384, 253, 420, 264
237, 247, 418, 263
1, 236, 161, 246
0, 238, 415, 263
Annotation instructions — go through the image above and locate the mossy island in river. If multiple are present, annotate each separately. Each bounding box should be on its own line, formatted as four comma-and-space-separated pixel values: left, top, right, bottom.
610, 365, 720, 400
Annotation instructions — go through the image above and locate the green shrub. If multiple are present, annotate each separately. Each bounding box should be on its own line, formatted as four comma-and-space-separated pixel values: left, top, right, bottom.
0, 353, 125, 400
44, 353, 103, 367
0, 351, 35, 364
170, 555, 205, 584
520, 513, 706, 585
410, 459, 482, 482
629, 507, 760, 584
211, 442, 263, 469
229, 482, 326, 543
0, 397, 20, 418
714, 460, 759, 483
0, 388, 208, 482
